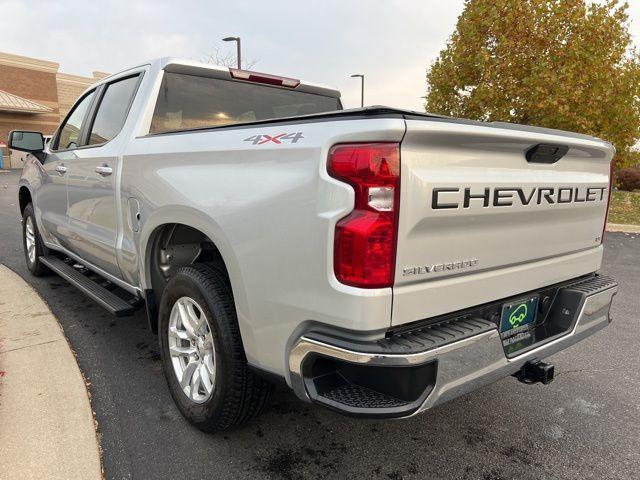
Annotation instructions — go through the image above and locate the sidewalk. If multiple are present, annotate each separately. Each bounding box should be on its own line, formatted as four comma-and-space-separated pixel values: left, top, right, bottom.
0, 265, 102, 480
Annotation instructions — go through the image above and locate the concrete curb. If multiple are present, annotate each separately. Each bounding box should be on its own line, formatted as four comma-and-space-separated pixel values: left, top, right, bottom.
606, 223, 640, 233
0, 265, 102, 480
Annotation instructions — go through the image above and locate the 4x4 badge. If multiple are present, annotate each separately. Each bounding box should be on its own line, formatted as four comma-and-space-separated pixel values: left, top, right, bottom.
244, 132, 304, 145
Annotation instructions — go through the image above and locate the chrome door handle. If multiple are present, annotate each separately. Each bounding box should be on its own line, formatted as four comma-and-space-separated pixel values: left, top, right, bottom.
55, 164, 67, 175
95, 164, 113, 176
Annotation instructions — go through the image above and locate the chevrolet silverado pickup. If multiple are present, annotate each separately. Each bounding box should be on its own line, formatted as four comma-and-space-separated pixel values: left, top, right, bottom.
10, 58, 617, 431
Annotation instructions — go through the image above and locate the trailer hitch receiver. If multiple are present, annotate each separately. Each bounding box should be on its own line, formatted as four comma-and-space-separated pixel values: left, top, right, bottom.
514, 361, 555, 385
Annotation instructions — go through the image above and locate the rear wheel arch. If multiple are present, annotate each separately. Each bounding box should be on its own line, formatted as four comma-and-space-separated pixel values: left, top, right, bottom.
146, 223, 228, 297
142, 222, 247, 336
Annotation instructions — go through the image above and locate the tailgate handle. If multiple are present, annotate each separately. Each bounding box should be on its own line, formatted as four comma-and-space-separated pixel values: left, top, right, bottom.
526, 144, 569, 164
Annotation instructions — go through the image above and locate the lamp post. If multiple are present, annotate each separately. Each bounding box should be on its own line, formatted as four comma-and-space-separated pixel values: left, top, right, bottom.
223, 36, 242, 69
351, 74, 365, 107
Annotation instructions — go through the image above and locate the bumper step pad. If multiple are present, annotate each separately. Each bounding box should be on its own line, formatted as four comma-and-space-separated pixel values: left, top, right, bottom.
308, 317, 496, 356
321, 382, 409, 409
563, 274, 617, 296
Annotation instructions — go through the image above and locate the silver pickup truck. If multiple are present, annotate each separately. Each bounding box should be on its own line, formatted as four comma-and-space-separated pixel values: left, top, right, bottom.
10, 58, 617, 431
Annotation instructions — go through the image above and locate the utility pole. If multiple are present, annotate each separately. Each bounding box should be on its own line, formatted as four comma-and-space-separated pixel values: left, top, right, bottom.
350, 74, 365, 107
223, 36, 242, 69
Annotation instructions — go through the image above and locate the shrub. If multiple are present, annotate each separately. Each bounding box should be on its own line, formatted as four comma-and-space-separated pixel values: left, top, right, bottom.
616, 168, 640, 191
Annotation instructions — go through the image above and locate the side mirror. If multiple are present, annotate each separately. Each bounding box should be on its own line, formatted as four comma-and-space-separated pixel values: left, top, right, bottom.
8, 131, 45, 153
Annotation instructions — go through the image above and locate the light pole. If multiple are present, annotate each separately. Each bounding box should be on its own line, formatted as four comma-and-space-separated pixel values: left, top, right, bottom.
223, 36, 242, 69
351, 74, 364, 107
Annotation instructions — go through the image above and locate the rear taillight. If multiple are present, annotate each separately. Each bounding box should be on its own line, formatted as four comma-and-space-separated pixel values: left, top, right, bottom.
601, 161, 614, 244
328, 143, 400, 288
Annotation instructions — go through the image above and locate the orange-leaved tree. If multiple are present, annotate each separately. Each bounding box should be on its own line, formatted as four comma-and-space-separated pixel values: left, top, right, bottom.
425, 0, 640, 168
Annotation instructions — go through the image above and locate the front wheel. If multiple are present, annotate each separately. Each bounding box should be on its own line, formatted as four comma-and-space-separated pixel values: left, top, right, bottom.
22, 204, 50, 276
158, 263, 272, 432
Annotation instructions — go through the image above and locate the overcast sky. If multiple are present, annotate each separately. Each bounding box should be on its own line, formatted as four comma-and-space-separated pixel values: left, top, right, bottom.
2, 0, 640, 110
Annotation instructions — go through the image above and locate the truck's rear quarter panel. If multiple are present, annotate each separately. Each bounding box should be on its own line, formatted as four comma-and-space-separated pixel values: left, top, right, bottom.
393, 119, 614, 326
122, 117, 406, 375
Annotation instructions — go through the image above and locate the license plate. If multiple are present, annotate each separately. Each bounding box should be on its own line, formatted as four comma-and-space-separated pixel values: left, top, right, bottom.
500, 295, 539, 350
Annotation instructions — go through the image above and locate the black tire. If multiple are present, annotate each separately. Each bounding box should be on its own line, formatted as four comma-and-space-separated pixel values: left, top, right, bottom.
22, 204, 50, 276
158, 263, 272, 432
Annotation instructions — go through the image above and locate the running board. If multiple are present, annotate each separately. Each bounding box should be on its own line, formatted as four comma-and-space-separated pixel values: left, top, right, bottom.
39, 256, 137, 317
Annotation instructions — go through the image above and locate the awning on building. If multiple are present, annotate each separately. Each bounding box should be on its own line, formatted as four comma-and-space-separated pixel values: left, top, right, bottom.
0, 89, 52, 114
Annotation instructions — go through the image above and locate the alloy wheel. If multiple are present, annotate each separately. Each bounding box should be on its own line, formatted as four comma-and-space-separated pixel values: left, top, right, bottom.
25, 216, 36, 264
168, 296, 217, 403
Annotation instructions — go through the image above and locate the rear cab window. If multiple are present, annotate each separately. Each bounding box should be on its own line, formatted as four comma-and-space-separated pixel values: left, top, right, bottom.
150, 72, 341, 134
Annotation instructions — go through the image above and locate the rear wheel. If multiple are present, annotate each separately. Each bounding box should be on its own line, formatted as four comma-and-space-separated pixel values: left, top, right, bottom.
167, 295, 217, 404
158, 263, 272, 432
22, 204, 50, 276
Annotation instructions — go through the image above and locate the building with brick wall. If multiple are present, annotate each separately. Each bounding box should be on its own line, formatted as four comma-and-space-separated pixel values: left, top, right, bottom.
0, 51, 107, 168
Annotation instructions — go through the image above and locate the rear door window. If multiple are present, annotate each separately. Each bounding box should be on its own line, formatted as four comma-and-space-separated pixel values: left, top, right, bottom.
87, 75, 140, 145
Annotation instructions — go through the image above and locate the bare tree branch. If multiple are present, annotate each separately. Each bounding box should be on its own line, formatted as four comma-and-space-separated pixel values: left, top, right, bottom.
202, 45, 257, 70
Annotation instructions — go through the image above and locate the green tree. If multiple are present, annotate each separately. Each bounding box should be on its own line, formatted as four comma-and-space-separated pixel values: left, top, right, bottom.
425, 0, 640, 168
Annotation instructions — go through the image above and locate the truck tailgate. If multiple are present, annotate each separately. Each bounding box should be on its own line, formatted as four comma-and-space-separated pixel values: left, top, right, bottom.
392, 119, 613, 326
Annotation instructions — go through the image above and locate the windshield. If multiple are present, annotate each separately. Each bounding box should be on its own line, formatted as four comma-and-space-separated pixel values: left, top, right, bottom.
150, 72, 341, 133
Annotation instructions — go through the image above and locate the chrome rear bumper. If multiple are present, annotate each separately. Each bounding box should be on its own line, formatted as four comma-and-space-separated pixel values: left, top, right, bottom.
288, 276, 617, 418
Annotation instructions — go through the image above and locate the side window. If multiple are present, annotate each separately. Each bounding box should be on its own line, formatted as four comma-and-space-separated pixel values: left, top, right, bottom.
54, 91, 95, 151
88, 75, 140, 145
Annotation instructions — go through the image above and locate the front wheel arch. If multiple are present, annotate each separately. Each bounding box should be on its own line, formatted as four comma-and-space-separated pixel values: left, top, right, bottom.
21, 203, 50, 276
19, 186, 33, 216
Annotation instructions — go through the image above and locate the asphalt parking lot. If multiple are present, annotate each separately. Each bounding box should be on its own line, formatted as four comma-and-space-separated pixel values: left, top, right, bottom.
1, 169, 638, 480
